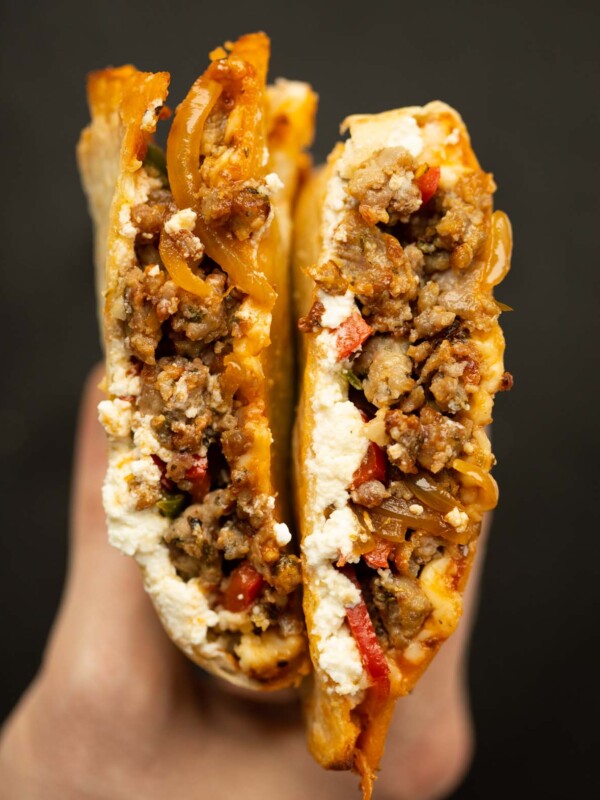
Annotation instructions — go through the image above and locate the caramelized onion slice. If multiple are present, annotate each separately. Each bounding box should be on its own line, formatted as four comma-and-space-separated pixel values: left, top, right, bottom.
205, 33, 269, 181
158, 233, 216, 299
166, 38, 276, 308
480, 210, 512, 290
453, 459, 499, 511
166, 76, 222, 209
195, 225, 276, 308
352, 507, 400, 550
404, 474, 464, 515
370, 497, 472, 546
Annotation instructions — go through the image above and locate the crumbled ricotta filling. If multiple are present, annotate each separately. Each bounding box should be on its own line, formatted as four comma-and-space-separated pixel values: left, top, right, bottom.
342, 113, 424, 167
265, 172, 284, 194
318, 289, 355, 329
274, 522, 292, 546
140, 98, 164, 132
98, 398, 133, 438
97, 168, 284, 660
106, 349, 141, 397
303, 323, 369, 696
164, 207, 197, 234
444, 506, 469, 533
102, 436, 284, 657
302, 114, 429, 696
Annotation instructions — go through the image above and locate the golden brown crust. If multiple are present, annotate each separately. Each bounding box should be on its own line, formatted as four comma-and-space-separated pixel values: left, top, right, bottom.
265, 81, 317, 518
86, 66, 170, 171
78, 67, 169, 322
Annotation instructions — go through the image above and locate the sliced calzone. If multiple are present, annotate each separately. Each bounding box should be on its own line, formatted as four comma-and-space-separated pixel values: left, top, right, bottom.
77, 33, 317, 690
293, 102, 512, 795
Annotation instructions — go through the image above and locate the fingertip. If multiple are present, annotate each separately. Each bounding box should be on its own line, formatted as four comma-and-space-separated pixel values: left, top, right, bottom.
70, 363, 107, 541
80, 363, 106, 434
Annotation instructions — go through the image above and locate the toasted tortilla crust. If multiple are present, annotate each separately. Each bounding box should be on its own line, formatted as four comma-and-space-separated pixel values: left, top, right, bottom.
293, 102, 508, 793
78, 66, 170, 323
78, 64, 315, 691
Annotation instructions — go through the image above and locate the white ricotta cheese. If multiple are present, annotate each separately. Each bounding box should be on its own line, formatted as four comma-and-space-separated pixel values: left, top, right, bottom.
403, 640, 427, 665
130, 456, 161, 485
103, 442, 233, 651
444, 506, 469, 533
299, 111, 426, 695
107, 342, 141, 397
320, 107, 424, 267
318, 290, 355, 329
98, 398, 133, 438
273, 522, 292, 546
340, 113, 423, 180
138, 546, 220, 645
164, 207, 197, 235
389, 171, 415, 197
301, 109, 432, 694
309, 568, 363, 691
305, 334, 368, 515
302, 330, 370, 696
172, 375, 190, 405
118, 204, 137, 239
132, 413, 172, 462
321, 173, 350, 263
140, 98, 164, 132
102, 443, 164, 556
304, 506, 361, 566
364, 410, 389, 446
444, 127, 460, 145
265, 172, 284, 194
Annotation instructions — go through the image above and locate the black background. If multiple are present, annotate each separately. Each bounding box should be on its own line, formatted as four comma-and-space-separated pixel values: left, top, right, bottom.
1, 0, 599, 796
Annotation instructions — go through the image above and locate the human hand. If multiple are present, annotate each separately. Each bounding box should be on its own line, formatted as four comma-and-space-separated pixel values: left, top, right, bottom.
0, 367, 480, 800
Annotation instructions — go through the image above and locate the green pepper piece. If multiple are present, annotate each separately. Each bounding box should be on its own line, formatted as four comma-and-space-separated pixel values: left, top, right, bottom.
157, 493, 186, 519
343, 369, 363, 391
143, 141, 169, 186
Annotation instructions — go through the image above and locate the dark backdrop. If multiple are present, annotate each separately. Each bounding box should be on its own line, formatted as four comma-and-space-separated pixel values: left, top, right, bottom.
1, 0, 599, 796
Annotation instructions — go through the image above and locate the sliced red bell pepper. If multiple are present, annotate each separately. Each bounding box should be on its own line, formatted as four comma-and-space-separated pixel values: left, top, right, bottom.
342, 567, 390, 696
186, 455, 210, 503
416, 166, 440, 205
335, 313, 373, 360
351, 442, 387, 488
223, 562, 264, 612
363, 538, 394, 569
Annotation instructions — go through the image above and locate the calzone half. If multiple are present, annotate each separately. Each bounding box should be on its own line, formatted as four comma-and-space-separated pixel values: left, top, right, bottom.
293, 102, 512, 796
78, 33, 316, 690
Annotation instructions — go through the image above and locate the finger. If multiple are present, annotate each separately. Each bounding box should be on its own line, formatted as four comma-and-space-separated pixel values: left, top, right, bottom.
376, 517, 491, 798
43, 366, 183, 689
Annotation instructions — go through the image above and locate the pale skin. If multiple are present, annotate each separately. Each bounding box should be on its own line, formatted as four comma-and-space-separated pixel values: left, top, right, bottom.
0, 367, 485, 799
